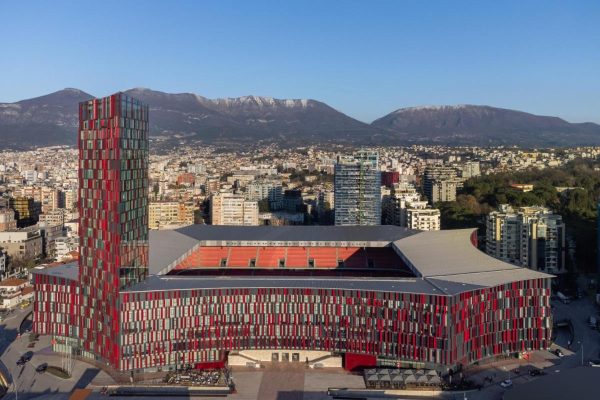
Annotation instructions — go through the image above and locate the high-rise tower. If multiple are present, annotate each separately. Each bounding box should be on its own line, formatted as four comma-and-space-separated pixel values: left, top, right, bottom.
78, 93, 149, 365
334, 151, 381, 225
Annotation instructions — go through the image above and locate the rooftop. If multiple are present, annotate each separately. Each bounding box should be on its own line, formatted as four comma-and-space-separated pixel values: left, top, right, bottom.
0, 278, 28, 287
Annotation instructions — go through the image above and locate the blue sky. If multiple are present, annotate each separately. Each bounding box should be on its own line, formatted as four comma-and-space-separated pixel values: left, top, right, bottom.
1, 0, 599, 123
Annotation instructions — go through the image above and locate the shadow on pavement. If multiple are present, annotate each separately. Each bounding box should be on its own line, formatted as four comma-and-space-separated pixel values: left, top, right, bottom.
276, 390, 313, 400
74, 368, 100, 389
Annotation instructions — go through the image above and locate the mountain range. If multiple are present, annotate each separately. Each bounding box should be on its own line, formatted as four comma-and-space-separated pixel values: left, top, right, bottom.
1, 88, 599, 149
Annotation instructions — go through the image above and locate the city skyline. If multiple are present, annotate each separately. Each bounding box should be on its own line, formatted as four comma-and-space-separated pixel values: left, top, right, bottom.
1, 0, 599, 123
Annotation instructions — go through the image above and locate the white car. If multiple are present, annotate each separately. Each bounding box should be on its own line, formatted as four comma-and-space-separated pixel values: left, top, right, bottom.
500, 379, 513, 388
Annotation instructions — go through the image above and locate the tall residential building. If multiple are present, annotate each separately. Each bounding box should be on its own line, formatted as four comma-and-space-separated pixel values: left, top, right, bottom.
246, 180, 283, 210
382, 184, 440, 231
423, 165, 460, 204
334, 151, 381, 225
78, 93, 149, 365
64, 188, 78, 210
9, 197, 41, 227
211, 193, 259, 226
382, 184, 420, 226
486, 205, 565, 274
38, 222, 64, 260
459, 161, 481, 179
149, 201, 196, 229
282, 189, 303, 213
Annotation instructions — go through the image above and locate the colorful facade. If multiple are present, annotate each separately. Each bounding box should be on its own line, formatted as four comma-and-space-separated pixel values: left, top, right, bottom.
33, 94, 553, 373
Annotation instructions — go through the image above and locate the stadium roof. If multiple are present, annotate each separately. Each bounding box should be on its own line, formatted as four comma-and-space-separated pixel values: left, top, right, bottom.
127, 275, 449, 295
394, 229, 553, 287
149, 225, 417, 275
36, 226, 553, 296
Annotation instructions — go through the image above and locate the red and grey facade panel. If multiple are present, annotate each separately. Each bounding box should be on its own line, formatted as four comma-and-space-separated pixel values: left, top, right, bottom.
34, 270, 551, 371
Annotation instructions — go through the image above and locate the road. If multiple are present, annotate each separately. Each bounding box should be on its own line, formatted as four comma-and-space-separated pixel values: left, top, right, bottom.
0, 306, 114, 399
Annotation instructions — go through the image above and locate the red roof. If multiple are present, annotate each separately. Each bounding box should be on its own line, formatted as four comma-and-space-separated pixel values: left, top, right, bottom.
0, 278, 28, 287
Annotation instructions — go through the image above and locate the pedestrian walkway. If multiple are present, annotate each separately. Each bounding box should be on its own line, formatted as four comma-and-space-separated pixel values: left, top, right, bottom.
256, 363, 306, 400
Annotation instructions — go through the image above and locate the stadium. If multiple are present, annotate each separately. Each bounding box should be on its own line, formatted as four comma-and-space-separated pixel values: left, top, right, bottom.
34, 224, 552, 372
32, 93, 553, 374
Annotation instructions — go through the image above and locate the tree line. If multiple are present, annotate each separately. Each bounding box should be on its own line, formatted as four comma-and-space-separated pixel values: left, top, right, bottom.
437, 159, 599, 272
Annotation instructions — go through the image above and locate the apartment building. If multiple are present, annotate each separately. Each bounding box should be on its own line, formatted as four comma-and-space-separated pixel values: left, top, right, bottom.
0, 228, 43, 261
423, 165, 461, 204
406, 208, 441, 231
211, 193, 259, 226
149, 201, 196, 229
0, 208, 17, 231
334, 151, 381, 225
486, 205, 566, 273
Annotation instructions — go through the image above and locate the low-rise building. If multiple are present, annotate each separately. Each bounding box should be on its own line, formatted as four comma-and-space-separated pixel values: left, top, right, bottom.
0, 208, 17, 231
0, 278, 33, 309
406, 208, 441, 231
0, 228, 43, 261
54, 236, 79, 261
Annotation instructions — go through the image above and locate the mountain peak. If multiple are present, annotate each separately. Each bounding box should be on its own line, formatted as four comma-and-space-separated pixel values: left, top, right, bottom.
61, 88, 87, 94
2, 89, 600, 150
372, 104, 600, 147
394, 104, 473, 113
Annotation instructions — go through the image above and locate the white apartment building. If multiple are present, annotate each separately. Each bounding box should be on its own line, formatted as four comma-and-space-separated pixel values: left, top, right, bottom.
486, 205, 566, 274
54, 236, 79, 261
406, 208, 441, 231
246, 180, 283, 210
211, 193, 259, 226
382, 185, 440, 231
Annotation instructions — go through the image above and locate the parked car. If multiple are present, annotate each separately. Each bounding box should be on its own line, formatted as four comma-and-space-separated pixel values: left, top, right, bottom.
35, 363, 48, 373
22, 351, 33, 362
500, 379, 513, 388
529, 369, 545, 376
554, 349, 564, 357
589, 359, 600, 367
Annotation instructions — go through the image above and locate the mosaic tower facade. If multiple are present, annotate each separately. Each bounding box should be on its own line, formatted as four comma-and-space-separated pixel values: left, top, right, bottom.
78, 93, 149, 365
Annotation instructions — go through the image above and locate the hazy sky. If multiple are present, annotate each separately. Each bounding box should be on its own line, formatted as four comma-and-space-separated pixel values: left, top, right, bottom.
1, 0, 599, 123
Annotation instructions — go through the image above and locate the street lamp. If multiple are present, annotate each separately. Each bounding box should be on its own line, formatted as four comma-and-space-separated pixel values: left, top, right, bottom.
14, 369, 18, 400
